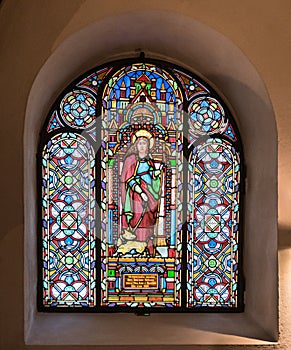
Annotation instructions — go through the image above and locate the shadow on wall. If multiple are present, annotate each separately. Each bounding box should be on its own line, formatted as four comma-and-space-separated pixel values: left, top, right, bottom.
153, 74, 278, 340
279, 226, 291, 249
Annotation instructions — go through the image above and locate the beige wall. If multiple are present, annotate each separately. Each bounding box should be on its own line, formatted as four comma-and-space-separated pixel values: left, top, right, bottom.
0, 0, 290, 349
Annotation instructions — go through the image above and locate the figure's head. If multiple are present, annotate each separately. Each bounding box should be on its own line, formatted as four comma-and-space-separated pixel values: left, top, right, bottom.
132, 130, 154, 148
127, 129, 154, 158
136, 137, 150, 155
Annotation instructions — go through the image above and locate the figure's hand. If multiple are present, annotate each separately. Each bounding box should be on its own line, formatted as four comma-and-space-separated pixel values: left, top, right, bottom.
141, 192, 148, 202
155, 162, 164, 171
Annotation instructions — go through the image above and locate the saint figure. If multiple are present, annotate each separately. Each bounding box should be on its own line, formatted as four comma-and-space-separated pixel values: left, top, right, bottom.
119, 130, 163, 255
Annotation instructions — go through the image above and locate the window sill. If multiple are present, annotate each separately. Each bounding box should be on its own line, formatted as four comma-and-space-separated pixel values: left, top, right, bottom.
25, 312, 277, 346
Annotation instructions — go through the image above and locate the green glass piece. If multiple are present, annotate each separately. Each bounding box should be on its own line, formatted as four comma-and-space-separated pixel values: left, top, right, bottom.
64, 176, 73, 185
108, 159, 115, 166
169, 159, 176, 167
168, 270, 175, 278
65, 256, 74, 264
210, 179, 218, 188
208, 259, 217, 268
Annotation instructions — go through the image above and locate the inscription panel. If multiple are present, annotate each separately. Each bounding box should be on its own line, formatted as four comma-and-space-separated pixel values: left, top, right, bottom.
123, 274, 159, 290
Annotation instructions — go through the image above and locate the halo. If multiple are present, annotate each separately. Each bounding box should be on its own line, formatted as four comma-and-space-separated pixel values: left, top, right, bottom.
132, 129, 154, 149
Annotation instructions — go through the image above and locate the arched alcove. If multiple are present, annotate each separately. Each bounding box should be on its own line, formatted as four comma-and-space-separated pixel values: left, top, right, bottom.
24, 11, 277, 345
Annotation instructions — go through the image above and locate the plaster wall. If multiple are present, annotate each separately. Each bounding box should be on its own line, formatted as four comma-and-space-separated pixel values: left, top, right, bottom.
0, 0, 290, 349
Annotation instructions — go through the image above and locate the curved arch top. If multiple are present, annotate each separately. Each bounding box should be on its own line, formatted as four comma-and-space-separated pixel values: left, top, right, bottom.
25, 10, 278, 344
37, 57, 244, 311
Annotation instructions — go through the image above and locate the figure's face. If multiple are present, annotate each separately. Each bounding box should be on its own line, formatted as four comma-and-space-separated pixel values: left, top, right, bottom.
136, 138, 149, 155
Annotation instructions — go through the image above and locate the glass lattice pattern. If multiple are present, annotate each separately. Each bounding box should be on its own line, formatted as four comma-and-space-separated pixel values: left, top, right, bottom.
39, 58, 243, 311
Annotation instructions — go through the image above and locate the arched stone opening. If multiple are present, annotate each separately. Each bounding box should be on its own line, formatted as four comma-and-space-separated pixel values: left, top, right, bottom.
24, 11, 277, 345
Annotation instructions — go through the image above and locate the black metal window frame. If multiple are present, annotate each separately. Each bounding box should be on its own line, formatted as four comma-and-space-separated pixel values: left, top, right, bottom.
37, 55, 245, 314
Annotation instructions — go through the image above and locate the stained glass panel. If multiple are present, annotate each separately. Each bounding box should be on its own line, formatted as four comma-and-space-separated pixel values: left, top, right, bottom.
47, 110, 64, 133
186, 94, 241, 308
187, 138, 240, 308
39, 58, 243, 311
41, 133, 96, 306
100, 63, 184, 307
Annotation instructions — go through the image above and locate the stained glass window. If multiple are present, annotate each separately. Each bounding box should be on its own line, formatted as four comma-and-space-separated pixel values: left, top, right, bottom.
38, 58, 243, 311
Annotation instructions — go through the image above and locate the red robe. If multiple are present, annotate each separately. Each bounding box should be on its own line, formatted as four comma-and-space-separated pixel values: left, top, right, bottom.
121, 154, 161, 251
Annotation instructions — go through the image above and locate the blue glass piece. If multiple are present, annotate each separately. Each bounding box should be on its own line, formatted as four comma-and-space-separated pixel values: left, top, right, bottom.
65, 276, 74, 284
88, 106, 95, 115
65, 285, 75, 292
63, 205, 74, 211
75, 118, 84, 126
64, 229, 75, 235
214, 111, 221, 119
64, 195, 73, 204
170, 210, 176, 245
200, 100, 209, 108
64, 104, 71, 113
208, 240, 217, 248
65, 155, 73, 164
76, 94, 85, 102
209, 278, 216, 286
108, 209, 113, 244
203, 124, 211, 132
65, 237, 73, 245
63, 148, 74, 154
210, 160, 219, 168
209, 199, 217, 207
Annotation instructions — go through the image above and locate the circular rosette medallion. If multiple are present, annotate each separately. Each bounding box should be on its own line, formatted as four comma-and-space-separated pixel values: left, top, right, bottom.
188, 97, 226, 135
60, 90, 96, 129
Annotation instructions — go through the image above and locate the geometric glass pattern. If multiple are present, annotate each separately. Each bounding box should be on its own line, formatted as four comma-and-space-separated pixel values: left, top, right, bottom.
60, 90, 97, 129
41, 133, 96, 306
39, 57, 243, 311
187, 138, 241, 308
188, 97, 226, 135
